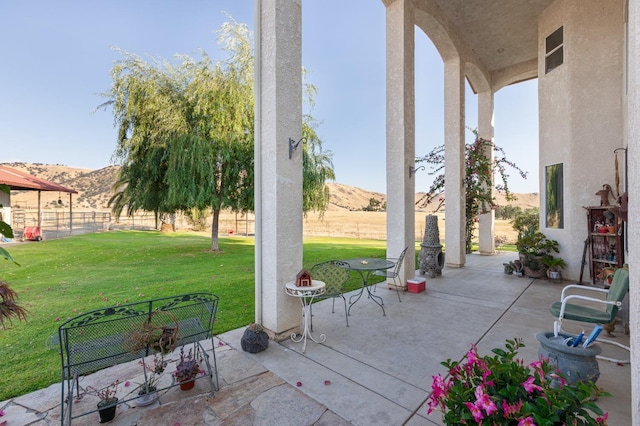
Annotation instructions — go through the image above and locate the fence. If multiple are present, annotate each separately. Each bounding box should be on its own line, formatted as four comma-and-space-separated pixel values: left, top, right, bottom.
7, 208, 441, 242
7, 209, 257, 241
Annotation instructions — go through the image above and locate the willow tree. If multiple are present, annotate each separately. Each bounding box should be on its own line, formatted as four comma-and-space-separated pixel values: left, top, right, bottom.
99, 17, 334, 250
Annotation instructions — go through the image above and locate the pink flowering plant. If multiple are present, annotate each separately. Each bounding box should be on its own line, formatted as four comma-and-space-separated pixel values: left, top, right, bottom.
427, 338, 609, 425
416, 128, 527, 253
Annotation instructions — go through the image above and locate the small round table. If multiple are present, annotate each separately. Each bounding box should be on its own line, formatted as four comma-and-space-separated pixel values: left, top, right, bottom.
285, 280, 326, 352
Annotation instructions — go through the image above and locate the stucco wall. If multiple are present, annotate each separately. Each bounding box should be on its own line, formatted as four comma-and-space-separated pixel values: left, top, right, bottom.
538, 0, 625, 281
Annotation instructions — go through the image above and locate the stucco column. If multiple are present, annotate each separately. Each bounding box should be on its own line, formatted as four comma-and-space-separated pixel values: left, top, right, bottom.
443, 57, 465, 267
627, 0, 639, 420
385, 0, 415, 287
477, 90, 495, 255
254, 0, 302, 338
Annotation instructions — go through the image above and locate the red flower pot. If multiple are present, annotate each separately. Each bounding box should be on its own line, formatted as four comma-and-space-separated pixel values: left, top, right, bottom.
179, 379, 195, 391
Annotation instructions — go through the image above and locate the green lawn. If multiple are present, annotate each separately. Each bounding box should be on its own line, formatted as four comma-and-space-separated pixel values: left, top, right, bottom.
0, 231, 388, 400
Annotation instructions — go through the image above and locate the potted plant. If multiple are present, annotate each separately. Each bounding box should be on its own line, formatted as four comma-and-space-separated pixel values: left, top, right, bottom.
124, 310, 179, 354
516, 227, 559, 278
86, 381, 119, 423
135, 354, 165, 406
542, 255, 567, 280
502, 260, 523, 277
427, 338, 609, 425
135, 374, 160, 406
174, 347, 201, 390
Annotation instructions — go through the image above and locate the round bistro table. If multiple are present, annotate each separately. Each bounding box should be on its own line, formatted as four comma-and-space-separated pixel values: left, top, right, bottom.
285, 280, 326, 352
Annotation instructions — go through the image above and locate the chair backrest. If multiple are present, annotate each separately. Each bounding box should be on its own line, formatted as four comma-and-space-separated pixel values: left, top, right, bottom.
310, 260, 350, 297
392, 247, 408, 276
605, 268, 629, 316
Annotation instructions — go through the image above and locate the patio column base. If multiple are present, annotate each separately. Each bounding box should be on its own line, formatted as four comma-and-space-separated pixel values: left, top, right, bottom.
387, 282, 407, 291
263, 325, 300, 343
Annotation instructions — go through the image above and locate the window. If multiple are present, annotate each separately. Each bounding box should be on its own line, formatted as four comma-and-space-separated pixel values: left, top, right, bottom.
546, 163, 564, 228
545, 26, 563, 74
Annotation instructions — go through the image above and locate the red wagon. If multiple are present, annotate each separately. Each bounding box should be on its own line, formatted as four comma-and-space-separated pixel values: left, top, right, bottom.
23, 226, 43, 241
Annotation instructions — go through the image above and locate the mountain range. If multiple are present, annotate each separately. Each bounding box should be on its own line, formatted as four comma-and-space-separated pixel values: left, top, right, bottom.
1, 162, 538, 212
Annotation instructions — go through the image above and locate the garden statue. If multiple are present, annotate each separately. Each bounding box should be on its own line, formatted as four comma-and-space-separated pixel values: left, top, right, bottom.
596, 184, 614, 206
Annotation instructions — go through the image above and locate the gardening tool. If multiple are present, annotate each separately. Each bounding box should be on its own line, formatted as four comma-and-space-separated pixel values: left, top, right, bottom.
577, 238, 588, 285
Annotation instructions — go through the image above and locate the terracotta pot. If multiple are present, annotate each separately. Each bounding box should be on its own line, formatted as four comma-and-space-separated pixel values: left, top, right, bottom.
179, 379, 195, 391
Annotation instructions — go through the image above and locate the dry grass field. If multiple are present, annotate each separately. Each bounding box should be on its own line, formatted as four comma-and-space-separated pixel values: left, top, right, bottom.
3, 163, 538, 244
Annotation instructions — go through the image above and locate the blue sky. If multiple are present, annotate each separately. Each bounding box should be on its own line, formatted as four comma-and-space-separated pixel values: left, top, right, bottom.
0, 0, 538, 194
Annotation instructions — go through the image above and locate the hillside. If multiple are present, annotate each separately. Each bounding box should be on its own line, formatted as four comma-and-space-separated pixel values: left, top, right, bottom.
1, 162, 539, 212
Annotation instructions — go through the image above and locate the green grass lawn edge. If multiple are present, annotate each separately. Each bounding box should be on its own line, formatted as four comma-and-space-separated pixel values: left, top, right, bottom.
0, 231, 391, 400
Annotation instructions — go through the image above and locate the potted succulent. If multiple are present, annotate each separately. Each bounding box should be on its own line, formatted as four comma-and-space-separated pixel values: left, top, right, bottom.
86, 381, 119, 423
541, 255, 567, 280
174, 347, 201, 390
502, 260, 523, 277
427, 338, 609, 425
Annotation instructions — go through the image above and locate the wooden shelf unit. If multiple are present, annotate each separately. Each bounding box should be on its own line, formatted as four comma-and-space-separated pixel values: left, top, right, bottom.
586, 206, 624, 285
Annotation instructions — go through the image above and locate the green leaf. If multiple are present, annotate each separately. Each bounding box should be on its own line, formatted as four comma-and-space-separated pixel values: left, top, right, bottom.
0, 246, 19, 266
0, 221, 14, 238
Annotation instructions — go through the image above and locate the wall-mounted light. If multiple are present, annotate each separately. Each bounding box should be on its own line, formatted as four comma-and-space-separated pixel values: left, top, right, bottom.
289, 137, 307, 159
409, 165, 425, 178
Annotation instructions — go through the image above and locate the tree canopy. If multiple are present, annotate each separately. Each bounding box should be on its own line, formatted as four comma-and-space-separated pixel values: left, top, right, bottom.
99, 17, 334, 250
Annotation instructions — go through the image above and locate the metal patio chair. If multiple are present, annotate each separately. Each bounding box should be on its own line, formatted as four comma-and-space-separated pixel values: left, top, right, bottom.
310, 260, 351, 328
374, 246, 408, 303
550, 268, 629, 363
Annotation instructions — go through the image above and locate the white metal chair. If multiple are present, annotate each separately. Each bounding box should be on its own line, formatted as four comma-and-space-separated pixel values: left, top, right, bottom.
550, 268, 629, 363
373, 247, 407, 303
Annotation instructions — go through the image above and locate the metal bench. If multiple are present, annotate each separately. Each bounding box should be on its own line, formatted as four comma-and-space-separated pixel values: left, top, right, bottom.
51, 293, 219, 425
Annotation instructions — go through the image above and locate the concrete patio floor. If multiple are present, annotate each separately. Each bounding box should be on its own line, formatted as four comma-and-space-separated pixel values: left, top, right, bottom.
1, 252, 631, 425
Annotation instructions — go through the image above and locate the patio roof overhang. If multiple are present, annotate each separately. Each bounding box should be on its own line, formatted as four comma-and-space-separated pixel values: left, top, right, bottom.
0, 165, 77, 193
408, 0, 554, 91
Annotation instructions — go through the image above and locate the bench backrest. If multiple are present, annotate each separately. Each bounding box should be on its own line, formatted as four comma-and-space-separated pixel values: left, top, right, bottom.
57, 293, 218, 378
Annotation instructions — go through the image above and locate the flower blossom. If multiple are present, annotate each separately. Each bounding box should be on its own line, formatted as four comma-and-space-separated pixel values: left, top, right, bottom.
431, 374, 450, 399
522, 376, 543, 394
518, 416, 536, 426
474, 385, 498, 416
467, 345, 479, 365
503, 400, 523, 418
596, 413, 609, 424
464, 401, 484, 422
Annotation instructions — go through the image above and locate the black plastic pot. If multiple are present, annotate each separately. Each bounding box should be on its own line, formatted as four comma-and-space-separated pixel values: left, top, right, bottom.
97, 398, 118, 423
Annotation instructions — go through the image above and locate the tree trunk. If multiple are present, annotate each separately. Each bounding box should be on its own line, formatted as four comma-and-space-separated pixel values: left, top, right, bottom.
210, 209, 220, 251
